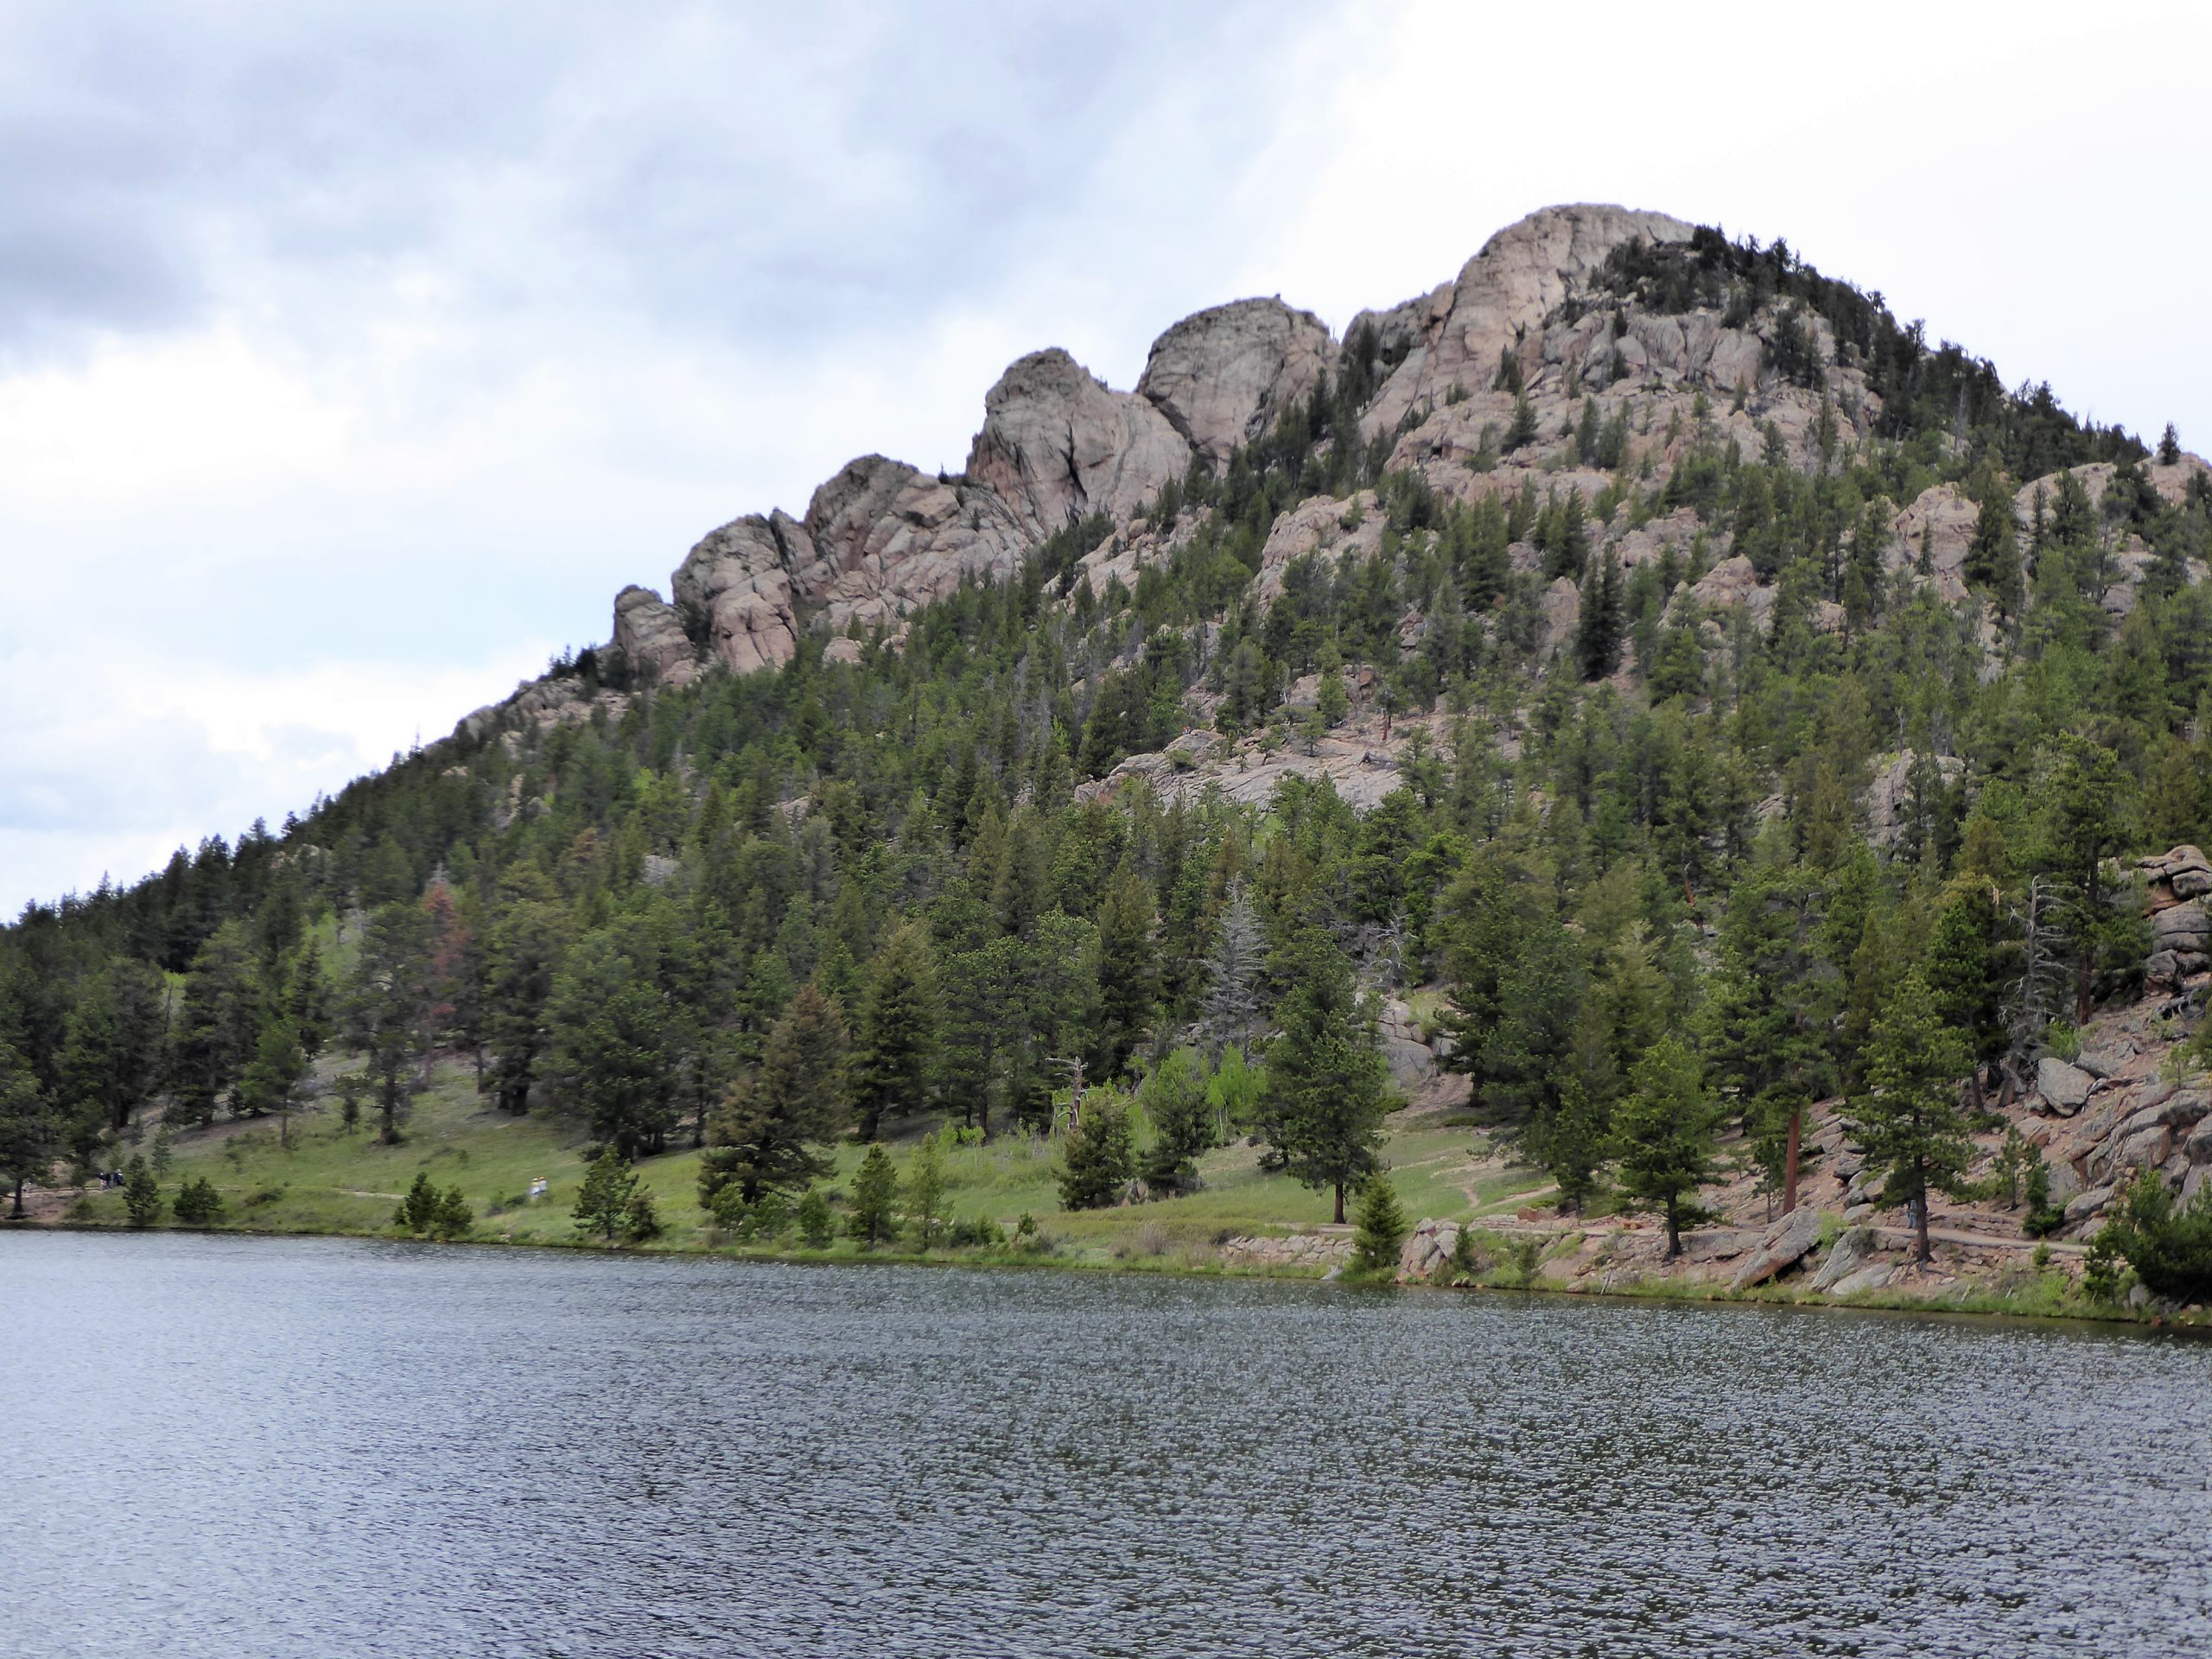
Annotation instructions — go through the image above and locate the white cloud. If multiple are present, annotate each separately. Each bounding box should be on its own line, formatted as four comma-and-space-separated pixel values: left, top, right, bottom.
3, 0, 2208, 915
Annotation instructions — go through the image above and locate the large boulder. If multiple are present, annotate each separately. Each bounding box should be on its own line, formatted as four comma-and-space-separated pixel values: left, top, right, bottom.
2150, 901, 2209, 951
2036, 1057, 2096, 1115
963, 348, 1191, 540
1729, 1205, 1825, 1290
1137, 298, 1337, 469
1398, 1217, 1462, 1282
2142, 845, 2212, 909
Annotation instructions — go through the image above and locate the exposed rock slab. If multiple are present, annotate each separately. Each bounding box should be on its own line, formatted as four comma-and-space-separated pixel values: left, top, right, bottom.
1729, 1205, 1824, 1289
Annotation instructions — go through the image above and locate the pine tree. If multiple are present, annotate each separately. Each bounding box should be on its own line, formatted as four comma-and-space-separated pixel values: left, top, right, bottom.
122, 1153, 162, 1228
1613, 1036, 1719, 1257
434, 1185, 474, 1239
571, 1147, 641, 1243
2158, 423, 2183, 466
905, 1128, 948, 1248
701, 982, 849, 1208
1138, 1048, 1213, 1193
1505, 393, 1540, 453
848, 1142, 900, 1246
1350, 1173, 1408, 1277
1091, 868, 1158, 1076
232, 1016, 306, 1147
482, 893, 567, 1115
1847, 972, 1973, 1263
395, 1170, 442, 1234
2044, 734, 2135, 1023
795, 1187, 835, 1248
0, 1042, 57, 1220
1923, 877, 2006, 1111
171, 1175, 226, 1226
543, 928, 677, 1159
850, 922, 939, 1140
349, 900, 435, 1145
1575, 549, 1624, 681
1702, 864, 1836, 1213
1257, 932, 1391, 1224
1965, 482, 2024, 618
1056, 1098, 1135, 1210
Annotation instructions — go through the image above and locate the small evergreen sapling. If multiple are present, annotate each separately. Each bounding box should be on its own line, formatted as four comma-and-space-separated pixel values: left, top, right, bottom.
795, 1187, 835, 1248
1056, 1101, 1135, 1211
1351, 1175, 1409, 1278
122, 1153, 162, 1228
905, 1130, 947, 1248
572, 1147, 641, 1243
1613, 1036, 1719, 1257
848, 1143, 899, 1248
172, 1175, 226, 1225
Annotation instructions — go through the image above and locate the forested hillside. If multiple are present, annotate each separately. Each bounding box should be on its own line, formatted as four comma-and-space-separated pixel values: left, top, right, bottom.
5, 207, 2209, 1284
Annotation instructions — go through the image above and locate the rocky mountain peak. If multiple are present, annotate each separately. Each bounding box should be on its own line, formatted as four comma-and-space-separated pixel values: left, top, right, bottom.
1353, 203, 1696, 433
478, 199, 2200, 736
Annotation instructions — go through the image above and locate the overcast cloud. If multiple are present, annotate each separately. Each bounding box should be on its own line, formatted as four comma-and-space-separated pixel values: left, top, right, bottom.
3, 0, 2208, 914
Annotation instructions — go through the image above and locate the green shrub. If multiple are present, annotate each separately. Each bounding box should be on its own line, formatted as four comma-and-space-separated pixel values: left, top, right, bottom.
172, 1177, 225, 1225
2095, 1171, 2212, 1302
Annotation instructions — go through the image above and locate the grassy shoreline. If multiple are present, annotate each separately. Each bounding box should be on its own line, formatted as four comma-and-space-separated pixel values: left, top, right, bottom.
25, 1057, 2191, 1332
26, 1199, 2186, 1335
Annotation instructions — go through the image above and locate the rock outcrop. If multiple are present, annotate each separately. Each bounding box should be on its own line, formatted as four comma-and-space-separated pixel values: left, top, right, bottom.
2142, 847, 2212, 990
1355, 204, 1697, 433
797, 455, 1028, 633
1136, 298, 1336, 468
532, 200, 2205, 744
611, 585, 697, 689
671, 513, 806, 677
964, 348, 1191, 541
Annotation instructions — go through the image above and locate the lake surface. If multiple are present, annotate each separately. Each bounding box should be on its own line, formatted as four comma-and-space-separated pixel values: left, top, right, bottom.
5, 1232, 2209, 1658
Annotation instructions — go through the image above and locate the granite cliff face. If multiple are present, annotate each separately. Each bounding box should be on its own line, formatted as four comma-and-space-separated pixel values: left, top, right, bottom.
462, 200, 2204, 731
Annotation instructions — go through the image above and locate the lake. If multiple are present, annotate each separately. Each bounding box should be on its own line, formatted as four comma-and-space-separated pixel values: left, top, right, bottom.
5, 1231, 2209, 1657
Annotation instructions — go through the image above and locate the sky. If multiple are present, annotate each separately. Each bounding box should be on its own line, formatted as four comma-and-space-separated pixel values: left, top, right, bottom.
4, 0, 2209, 916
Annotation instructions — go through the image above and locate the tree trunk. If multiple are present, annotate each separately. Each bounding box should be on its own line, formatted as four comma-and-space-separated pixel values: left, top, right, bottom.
1782, 1108, 1802, 1214
1333, 1181, 1346, 1225
1664, 1202, 1681, 1258
1914, 1167, 1932, 1264
9, 1176, 23, 1219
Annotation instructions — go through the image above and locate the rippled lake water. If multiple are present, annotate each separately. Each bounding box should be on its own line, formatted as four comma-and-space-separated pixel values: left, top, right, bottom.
6, 1231, 2210, 1657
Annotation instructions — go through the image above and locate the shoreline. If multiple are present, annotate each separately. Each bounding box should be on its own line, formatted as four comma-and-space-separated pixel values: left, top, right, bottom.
13, 1211, 2190, 1335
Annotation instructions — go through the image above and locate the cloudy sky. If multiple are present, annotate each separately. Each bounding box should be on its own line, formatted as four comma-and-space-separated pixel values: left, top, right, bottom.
4, 0, 2207, 915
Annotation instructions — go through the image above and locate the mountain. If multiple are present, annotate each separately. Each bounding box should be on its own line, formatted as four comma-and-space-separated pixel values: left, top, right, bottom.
6, 204, 2212, 1304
